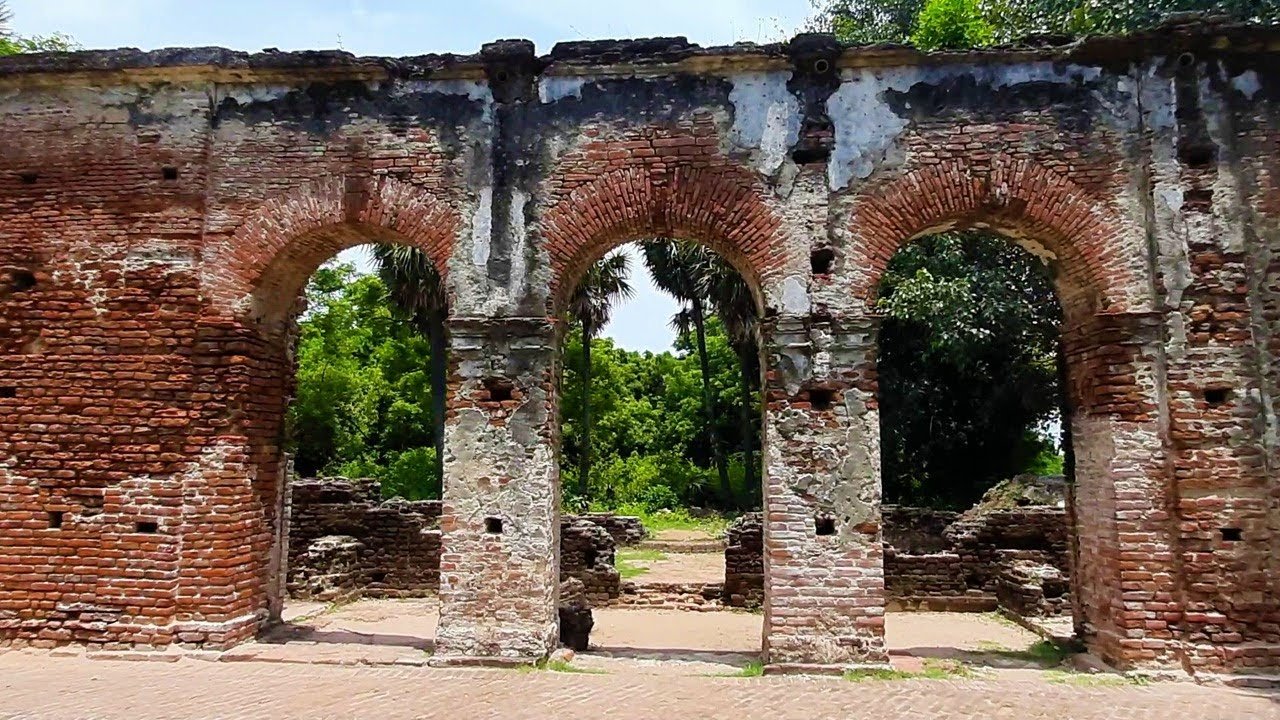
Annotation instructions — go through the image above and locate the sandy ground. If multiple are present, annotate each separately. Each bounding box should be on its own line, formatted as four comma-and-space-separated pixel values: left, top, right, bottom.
265, 598, 1045, 674
623, 551, 724, 584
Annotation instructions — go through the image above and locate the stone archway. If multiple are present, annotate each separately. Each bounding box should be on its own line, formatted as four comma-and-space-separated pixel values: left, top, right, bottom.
172, 178, 459, 647
846, 157, 1173, 669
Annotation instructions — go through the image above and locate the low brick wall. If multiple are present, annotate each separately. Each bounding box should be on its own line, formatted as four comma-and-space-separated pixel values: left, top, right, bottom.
724, 499, 1071, 616
615, 581, 725, 611
287, 479, 628, 604
287, 478, 443, 600
569, 513, 647, 546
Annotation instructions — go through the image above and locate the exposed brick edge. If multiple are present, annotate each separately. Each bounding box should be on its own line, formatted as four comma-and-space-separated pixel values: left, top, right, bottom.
541, 163, 784, 315
848, 157, 1142, 316
211, 175, 459, 325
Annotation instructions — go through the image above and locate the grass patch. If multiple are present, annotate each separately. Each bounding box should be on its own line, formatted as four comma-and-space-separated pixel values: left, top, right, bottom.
519, 659, 607, 674
844, 660, 974, 682
617, 548, 667, 562
733, 660, 764, 677
1044, 669, 1144, 687
616, 547, 667, 580
984, 640, 1072, 667
608, 505, 733, 536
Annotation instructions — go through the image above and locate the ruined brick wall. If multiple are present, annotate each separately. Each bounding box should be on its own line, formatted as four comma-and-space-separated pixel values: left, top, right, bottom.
1, 19, 1278, 673
558, 519, 621, 606
567, 513, 646, 547
283, 479, 620, 604
728, 506, 1069, 614
286, 478, 442, 599
723, 513, 764, 608
882, 506, 957, 554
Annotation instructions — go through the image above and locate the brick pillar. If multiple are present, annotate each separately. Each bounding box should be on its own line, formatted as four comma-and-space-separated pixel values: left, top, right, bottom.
761, 314, 887, 667
434, 317, 560, 663
1064, 311, 1179, 669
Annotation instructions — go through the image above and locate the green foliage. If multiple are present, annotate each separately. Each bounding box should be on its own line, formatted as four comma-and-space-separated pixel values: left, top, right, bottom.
608, 506, 733, 536
558, 320, 760, 512
0, 2, 78, 56
877, 233, 1064, 508
287, 260, 441, 499
911, 0, 994, 49
615, 548, 666, 579
812, 0, 1279, 48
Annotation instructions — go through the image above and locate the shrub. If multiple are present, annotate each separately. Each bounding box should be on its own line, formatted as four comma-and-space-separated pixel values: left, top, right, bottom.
911, 0, 993, 50
380, 447, 440, 500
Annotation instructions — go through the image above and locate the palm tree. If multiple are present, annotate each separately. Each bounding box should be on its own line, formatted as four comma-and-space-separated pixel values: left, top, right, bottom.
707, 261, 761, 508
371, 245, 449, 494
641, 239, 733, 505
566, 251, 634, 499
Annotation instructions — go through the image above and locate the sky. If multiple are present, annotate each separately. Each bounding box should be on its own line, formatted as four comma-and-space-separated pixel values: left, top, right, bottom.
7, 0, 811, 352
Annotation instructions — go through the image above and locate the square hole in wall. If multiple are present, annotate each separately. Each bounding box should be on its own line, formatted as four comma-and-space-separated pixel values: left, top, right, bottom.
810, 247, 835, 276
0, 387, 16, 399
18, 172, 37, 185
8, 270, 36, 293
1204, 387, 1231, 406
483, 377, 514, 403
47, 511, 63, 529
815, 516, 836, 536
484, 517, 504, 535
1179, 144, 1217, 168
808, 387, 836, 411
135, 520, 159, 534
1220, 527, 1243, 542
584, 548, 598, 567
370, 571, 387, 584
161, 166, 179, 181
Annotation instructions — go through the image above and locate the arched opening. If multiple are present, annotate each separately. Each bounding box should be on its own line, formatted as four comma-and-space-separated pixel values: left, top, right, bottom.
875, 229, 1077, 668
551, 237, 768, 671
184, 191, 455, 652
260, 236, 449, 655
845, 153, 1167, 667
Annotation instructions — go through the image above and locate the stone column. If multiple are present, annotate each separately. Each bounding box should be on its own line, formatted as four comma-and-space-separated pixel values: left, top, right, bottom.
433, 317, 560, 664
761, 313, 887, 668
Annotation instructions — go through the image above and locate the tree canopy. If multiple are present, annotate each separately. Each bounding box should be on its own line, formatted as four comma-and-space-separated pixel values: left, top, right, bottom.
809, 0, 1279, 48
0, 2, 77, 55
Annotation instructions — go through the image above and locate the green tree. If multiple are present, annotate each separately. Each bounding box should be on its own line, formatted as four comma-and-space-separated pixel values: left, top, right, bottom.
876, 233, 1062, 508
286, 260, 441, 499
371, 245, 449, 493
565, 252, 634, 499
810, 0, 1279, 47
642, 239, 733, 505
911, 0, 994, 49
0, 2, 78, 55
706, 260, 762, 508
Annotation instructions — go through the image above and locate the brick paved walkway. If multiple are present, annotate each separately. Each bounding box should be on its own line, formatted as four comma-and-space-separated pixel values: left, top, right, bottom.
1, 652, 1276, 720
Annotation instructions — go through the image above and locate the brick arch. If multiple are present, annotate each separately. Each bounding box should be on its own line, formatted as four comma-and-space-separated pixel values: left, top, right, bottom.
541, 164, 785, 315
847, 157, 1142, 319
214, 175, 459, 330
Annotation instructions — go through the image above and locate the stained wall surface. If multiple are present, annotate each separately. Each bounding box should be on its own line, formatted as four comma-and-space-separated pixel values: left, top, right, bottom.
0, 17, 1277, 674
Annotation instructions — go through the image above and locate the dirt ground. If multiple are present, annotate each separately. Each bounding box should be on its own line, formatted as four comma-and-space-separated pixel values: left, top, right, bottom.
265, 597, 1046, 674
621, 551, 724, 583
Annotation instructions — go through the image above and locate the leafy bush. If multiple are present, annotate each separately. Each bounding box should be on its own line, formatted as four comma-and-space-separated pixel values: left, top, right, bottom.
381, 447, 441, 500
910, 0, 994, 50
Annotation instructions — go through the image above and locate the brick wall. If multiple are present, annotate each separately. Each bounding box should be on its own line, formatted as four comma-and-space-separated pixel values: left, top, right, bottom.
1, 21, 1278, 673
728, 505, 1070, 615
283, 478, 621, 606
